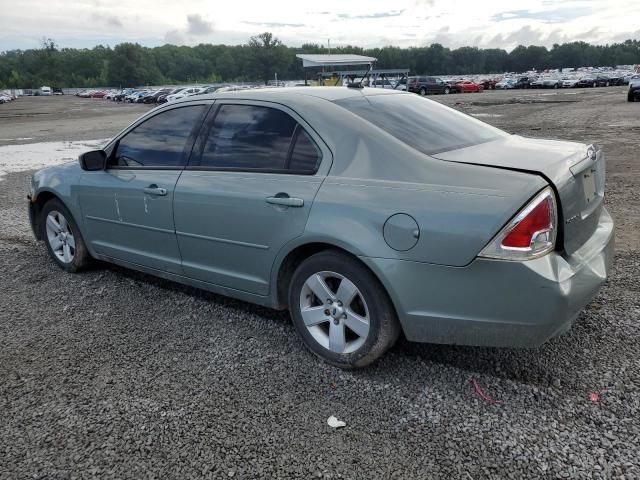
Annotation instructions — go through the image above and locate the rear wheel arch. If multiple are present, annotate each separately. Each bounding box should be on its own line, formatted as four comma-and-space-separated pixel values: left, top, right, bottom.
274, 242, 399, 319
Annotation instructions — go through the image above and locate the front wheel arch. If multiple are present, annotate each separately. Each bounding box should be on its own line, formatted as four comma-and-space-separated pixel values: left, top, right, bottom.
31, 191, 64, 240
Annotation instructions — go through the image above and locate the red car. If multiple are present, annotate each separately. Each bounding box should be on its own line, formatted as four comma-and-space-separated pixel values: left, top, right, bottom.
456, 81, 483, 93
90, 91, 107, 98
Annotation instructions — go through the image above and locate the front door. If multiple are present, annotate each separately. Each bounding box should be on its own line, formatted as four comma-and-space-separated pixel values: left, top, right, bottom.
78, 104, 208, 274
174, 102, 329, 295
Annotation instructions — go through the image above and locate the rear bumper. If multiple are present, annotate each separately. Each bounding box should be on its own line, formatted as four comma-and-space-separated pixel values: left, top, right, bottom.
361, 207, 614, 347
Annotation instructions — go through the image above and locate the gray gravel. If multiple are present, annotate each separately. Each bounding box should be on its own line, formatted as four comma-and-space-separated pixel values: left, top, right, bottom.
1, 91, 639, 479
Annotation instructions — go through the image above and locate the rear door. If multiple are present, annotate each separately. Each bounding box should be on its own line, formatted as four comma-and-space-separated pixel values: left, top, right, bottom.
78, 104, 208, 273
173, 101, 331, 295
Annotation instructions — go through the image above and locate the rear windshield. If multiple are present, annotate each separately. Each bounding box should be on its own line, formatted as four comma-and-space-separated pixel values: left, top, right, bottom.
334, 93, 506, 155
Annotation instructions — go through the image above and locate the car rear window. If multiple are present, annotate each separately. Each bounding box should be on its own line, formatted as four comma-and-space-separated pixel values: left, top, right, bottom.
334, 93, 505, 155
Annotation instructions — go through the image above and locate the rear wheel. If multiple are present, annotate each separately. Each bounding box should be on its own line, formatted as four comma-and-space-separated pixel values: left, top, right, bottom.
288, 250, 400, 369
444, 86, 451, 94
40, 199, 92, 272
419, 87, 427, 96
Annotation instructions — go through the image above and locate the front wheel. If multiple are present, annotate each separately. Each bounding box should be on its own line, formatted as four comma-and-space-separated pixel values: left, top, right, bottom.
444, 86, 451, 94
40, 199, 92, 272
288, 250, 400, 369
419, 87, 427, 96
629, 93, 635, 102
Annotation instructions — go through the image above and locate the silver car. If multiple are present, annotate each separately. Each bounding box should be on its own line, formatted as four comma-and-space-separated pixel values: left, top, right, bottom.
28, 87, 614, 368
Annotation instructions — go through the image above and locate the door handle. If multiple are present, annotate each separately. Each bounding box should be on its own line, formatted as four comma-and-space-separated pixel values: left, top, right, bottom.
143, 185, 167, 196
266, 195, 304, 207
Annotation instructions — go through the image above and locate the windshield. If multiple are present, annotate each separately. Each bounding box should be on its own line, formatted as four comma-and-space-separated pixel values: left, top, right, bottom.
334, 93, 506, 155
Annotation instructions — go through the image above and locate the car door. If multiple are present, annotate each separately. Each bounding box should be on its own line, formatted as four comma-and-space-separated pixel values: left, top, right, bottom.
173, 101, 331, 295
78, 103, 208, 274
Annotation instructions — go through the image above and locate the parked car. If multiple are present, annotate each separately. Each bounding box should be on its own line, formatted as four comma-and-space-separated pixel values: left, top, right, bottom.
540, 76, 561, 89
562, 77, 580, 88
514, 76, 532, 89
478, 79, 497, 90
28, 87, 613, 368
495, 78, 516, 89
528, 77, 544, 88
53, 87, 64, 95
157, 87, 185, 103
143, 88, 173, 104
407, 76, 452, 95
575, 75, 611, 88
629, 75, 640, 102
456, 81, 482, 93
166, 87, 206, 102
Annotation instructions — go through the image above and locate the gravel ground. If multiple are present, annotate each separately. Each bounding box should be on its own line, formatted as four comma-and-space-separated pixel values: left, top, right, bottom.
1, 92, 639, 479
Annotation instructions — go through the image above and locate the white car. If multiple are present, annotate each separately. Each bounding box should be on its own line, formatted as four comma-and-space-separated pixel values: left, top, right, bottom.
562, 77, 580, 88
166, 87, 205, 102
40, 86, 52, 96
495, 79, 516, 89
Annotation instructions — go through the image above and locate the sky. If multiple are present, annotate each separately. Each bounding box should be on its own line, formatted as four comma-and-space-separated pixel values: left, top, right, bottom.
0, 0, 639, 52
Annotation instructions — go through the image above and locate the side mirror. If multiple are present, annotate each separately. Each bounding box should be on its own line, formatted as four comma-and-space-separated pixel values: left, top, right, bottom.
79, 150, 106, 171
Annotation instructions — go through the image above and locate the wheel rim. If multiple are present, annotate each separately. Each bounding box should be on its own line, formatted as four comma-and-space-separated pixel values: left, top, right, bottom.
299, 271, 370, 354
420, 89, 426, 96
45, 210, 75, 264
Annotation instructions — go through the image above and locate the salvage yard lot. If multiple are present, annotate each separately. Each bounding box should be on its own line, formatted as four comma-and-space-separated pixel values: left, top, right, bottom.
1, 89, 639, 478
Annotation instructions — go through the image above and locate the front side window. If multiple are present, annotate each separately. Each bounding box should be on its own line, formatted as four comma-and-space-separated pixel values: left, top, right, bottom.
110, 105, 205, 168
198, 104, 320, 173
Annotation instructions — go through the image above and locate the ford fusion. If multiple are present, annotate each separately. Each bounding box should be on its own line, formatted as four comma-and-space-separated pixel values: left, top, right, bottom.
28, 87, 614, 368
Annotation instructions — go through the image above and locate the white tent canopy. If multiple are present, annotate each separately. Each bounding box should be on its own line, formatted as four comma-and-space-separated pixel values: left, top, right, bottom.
296, 54, 377, 68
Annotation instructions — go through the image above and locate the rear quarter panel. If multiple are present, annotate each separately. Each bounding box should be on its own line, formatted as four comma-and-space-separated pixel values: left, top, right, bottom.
303, 169, 546, 267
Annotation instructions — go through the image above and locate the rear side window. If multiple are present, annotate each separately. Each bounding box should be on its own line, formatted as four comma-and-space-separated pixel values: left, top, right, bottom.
334, 94, 506, 155
289, 129, 322, 173
111, 105, 205, 167
197, 104, 321, 173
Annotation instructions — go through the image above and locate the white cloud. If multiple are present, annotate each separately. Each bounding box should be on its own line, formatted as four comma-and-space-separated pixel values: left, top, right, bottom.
0, 0, 638, 51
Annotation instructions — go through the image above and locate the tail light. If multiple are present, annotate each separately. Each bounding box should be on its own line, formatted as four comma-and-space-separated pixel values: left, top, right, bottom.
479, 187, 557, 261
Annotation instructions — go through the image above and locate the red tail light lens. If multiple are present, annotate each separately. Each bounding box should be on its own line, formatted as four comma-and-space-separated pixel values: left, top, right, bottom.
501, 197, 552, 248
479, 187, 557, 261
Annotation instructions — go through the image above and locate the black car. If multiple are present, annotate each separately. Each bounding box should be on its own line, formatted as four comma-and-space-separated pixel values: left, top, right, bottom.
576, 75, 612, 88
628, 76, 640, 102
513, 77, 532, 89
407, 76, 453, 95
143, 88, 173, 104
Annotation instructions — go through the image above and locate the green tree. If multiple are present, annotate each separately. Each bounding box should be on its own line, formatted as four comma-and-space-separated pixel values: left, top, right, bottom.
247, 32, 290, 84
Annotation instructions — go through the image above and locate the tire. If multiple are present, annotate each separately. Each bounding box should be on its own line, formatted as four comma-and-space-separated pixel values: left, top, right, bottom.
593, 82, 597, 88
605, 82, 610, 87
444, 86, 450, 94
40, 198, 92, 273
288, 250, 401, 369
419, 87, 426, 96
629, 93, 635, 102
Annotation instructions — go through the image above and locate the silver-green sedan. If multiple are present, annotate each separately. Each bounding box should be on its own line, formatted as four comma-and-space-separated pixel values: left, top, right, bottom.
28, 87, 614, 368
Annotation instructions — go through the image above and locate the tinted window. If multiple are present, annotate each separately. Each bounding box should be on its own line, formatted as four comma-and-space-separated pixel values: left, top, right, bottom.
334, 93, 506, 155
289, 129, 322, 173
111, 105, 204, 167
200, 105, 297, 170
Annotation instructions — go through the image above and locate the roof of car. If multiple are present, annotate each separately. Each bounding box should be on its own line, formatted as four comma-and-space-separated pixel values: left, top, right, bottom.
174, 86, 403, 104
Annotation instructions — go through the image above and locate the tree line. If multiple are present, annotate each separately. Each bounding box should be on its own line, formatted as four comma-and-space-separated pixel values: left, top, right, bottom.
1, 34, 639, 89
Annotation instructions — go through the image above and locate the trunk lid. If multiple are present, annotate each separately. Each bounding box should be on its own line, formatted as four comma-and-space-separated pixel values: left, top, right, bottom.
433, 135, 605, 255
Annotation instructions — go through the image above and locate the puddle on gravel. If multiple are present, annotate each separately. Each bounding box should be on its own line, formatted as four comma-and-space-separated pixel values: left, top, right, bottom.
0, 139, 108, 180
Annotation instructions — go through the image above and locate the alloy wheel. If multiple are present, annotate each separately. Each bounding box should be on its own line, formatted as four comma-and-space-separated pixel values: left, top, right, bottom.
45, 210, 75, 264
299, 271, 370, 354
